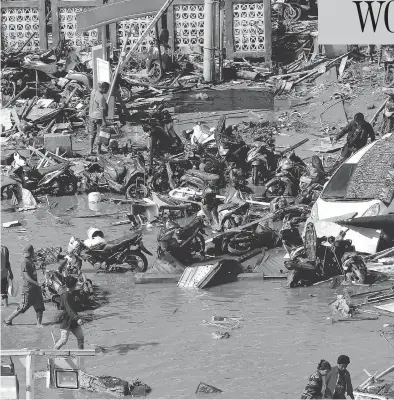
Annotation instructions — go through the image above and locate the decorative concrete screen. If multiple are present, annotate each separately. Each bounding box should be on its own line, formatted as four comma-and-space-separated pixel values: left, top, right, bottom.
59, 6, 99, 47
1, 7, 40, 51
233, 2, 264, 52
174, 4, 205, 48
117, 15, 155, 52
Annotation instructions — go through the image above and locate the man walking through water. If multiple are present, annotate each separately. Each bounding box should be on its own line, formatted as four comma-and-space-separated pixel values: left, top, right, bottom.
1, 245, 14, 307
53, 276, 84, 349
330, 113, 375, 171
4, 245, 45, 327
88, 81, 109, 155
326, 355, 355, 399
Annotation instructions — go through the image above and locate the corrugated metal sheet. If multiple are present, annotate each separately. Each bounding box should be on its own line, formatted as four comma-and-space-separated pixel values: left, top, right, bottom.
253, 248, 287, 276
177, 265, 216, 288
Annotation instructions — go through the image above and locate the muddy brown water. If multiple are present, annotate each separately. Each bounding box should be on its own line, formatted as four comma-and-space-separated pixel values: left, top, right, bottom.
1, 193, 393, 399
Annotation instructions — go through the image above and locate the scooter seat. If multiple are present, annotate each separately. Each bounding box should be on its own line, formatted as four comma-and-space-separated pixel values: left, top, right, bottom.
101, 232, 141, 253
184, 170, 220, 183
176, 217, 202, 240
217, 203, 238, 212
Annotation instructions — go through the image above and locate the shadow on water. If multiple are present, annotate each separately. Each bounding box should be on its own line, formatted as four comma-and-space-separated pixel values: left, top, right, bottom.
96, 342, 160, 355
169, 89, 274, 114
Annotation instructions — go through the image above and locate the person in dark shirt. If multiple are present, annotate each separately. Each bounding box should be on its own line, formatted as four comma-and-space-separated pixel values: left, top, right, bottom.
326, 355, 354, 399
301, 359, 332, 399
1, 246, 14, 307
4, 245, 45, 327
54, 276, 84, 350
329, 113, 375, 172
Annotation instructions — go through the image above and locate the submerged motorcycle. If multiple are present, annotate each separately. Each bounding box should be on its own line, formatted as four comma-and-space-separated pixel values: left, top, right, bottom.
157, 215, 206, 262
42, 268, 96, 311
67, 229, 151, 273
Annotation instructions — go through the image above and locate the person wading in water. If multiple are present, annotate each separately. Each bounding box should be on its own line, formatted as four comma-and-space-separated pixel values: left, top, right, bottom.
53, 276, 84, 349
325, 355, 354, 399
4, 245, 45, 327
301, 359, 332, 399
1, 245, 14, 307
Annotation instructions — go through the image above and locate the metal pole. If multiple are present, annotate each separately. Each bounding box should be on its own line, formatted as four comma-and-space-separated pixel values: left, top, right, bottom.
219, 1, 224, 82
263, 0, 272, 68
25, 354, 35, 400
203, 0, 214, 82
106, 23, 135, 105
155, 22, 163, 71
101, 26, 107, 61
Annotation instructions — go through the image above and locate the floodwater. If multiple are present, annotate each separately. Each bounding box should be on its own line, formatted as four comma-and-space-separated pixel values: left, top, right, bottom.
1, 194, 393, 399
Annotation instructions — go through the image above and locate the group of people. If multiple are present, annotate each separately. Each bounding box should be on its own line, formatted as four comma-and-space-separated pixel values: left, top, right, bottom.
301, 355, 354, 399
1, 245, 84, 350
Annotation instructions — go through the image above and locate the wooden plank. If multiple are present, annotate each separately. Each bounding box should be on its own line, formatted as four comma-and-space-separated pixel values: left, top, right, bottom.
10, 108, 23, 134
338, 56, 348, 78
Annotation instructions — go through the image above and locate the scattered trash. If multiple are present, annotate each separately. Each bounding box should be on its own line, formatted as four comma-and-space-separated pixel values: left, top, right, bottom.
2, 221, 21, 228
196, 382, 222, 394
212, 331, 230, 339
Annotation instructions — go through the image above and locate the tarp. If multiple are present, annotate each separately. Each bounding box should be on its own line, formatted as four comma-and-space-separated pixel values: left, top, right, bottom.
76, 0, 163, 32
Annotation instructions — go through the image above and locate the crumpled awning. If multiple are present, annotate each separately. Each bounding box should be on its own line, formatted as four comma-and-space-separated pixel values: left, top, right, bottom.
76, 0, 163, 32
336, 214, 394, 232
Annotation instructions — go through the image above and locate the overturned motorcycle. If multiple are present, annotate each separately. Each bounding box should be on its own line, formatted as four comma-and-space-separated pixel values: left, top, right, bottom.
41, 268, 97, 311
67, 230, 151, 273
157, 215, 206, 263
283, 222, 368, 288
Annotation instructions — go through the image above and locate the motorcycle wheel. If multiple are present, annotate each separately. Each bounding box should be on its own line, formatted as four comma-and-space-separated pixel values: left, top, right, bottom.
266, 180, 286, 197
1, 185, 18, 200
190, 233, 205, 258
226, 233, 256, 255
0, 79, 15, 97
63, 178, 78, 195
148, 60, 163, 83
119, 85, 131, 103
125, 183, 145, 200
283, 4, 302, 22
49, 178, 62, 196
122, 251, 148, 272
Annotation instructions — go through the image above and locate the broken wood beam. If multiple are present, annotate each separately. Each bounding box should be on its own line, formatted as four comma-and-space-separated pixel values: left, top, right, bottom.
271, 70, 310, 79
370, 98, 390, 126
